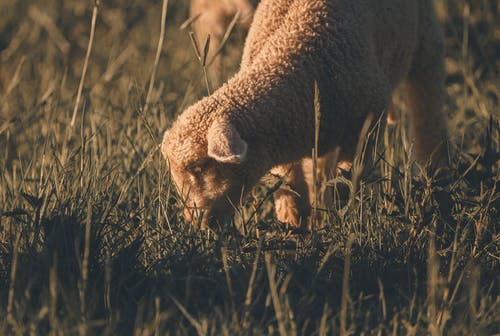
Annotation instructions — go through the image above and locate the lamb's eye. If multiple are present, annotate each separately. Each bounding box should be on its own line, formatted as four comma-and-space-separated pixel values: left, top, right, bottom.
187, 160, 210, 175
189, 165, 203, 174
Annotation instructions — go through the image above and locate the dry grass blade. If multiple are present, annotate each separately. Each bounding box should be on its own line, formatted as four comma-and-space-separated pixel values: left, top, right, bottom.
188, 31, 211, 94
6, 232, 21, 330
350, 112, 375, 200
4, 56, 26, 97
180, 13, 202, 31
244, 236, 263, 307
96, 45, 137, 86
340, 234, 354, 336
202, 35, 211, 95
28, 5, 70, 55
189, 31, 202, 61
144, 0, 169, 113
311, 80, 321, 231
170, 296, 206, 336
319, 303, 330, 336
117, 144, 160, 204
221, 247, 235, 310
71, 2, 99, 128
207, 10, 240, 67
265, 253, 291, 336
79, 198, 93, 330
49, 254, 59, 331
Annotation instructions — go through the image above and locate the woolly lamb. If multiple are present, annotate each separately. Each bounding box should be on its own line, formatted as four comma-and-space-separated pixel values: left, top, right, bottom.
163, 0, 449, 229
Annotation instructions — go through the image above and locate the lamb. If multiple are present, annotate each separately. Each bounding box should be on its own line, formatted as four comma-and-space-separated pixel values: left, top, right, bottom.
162, 0, 449, 229
189, 0, 258, 86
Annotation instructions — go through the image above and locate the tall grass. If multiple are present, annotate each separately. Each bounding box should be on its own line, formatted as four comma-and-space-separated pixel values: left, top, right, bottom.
0, 0, 498, 334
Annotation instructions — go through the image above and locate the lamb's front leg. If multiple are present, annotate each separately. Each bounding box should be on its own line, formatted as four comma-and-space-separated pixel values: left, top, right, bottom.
271, 152, 342, 228
271, 163, 311, 228
301, 152, 340, 212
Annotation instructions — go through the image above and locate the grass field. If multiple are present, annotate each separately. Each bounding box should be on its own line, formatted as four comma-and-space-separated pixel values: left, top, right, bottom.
0, 0, 499, 334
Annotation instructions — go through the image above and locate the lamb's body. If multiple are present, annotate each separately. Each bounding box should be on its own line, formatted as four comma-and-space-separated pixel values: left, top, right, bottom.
163, 0, 448, 228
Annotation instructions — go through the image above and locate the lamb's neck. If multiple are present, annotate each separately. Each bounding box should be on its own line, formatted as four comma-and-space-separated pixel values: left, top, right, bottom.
215, 66, 316, 168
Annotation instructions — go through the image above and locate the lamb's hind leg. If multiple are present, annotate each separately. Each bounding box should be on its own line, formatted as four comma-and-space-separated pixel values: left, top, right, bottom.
404, 77, 448, 168
404, 8, 449, 169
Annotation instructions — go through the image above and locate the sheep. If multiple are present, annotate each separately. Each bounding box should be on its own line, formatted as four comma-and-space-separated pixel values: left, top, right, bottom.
189, 0, 258, 86
162, 0, 449, 229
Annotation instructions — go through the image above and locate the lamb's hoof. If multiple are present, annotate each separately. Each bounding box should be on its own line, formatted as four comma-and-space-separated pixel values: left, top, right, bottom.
274, 194, 307, 229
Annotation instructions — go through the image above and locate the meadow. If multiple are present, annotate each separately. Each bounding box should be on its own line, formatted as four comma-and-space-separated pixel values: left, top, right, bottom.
0, 0, 498, 334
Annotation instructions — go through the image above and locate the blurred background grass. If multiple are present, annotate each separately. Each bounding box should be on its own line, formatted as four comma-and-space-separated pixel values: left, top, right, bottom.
0, 0, 498, 335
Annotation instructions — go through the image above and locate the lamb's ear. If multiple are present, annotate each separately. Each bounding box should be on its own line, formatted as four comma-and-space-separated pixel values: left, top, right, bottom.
161, 130, 170, 160
207, 121, 247, 164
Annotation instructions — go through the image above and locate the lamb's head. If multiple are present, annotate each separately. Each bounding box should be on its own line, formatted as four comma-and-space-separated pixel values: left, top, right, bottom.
162, 114, 249, 229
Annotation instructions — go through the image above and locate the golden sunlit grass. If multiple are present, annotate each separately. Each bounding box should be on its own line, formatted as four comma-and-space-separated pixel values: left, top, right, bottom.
0, 1, 498, 334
